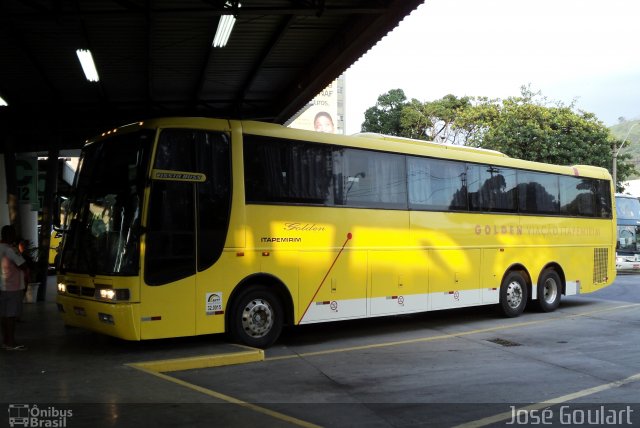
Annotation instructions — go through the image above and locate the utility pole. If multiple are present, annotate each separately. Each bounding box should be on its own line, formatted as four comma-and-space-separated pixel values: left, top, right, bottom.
613, 122, 639, 190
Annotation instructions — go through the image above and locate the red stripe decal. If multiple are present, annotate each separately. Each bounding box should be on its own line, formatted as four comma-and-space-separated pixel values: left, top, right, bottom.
298, 233, 352, 324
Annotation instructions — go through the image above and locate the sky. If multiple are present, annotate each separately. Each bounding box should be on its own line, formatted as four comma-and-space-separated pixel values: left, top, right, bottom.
344, 0, 640, 134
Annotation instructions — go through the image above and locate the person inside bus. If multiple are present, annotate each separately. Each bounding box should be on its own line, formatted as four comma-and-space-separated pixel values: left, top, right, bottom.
0, 225, 28, 351
314, 111, 335, 133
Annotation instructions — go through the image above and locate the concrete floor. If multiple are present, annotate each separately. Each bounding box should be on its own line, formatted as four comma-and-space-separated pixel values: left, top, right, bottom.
1, 275, 640, 427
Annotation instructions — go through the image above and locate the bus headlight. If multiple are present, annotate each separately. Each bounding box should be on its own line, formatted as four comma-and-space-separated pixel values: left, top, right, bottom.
57, 283, 66, 293
99, 289, 116, 300
97, 288, 130, 301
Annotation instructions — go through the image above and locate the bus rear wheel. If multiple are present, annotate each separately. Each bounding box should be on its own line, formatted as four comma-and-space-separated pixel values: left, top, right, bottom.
499, 271, 528, 317
537, 269, 561, 312
229, 286, 283, 348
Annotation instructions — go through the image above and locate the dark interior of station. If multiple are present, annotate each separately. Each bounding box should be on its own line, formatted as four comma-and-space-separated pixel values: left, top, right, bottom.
0, 0, 424, 298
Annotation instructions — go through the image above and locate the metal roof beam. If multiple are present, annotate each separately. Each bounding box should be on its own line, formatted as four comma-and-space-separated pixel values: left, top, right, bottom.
274, 0, 423, 123
8, 5, 388, 18
233, 14, 294, 114
145, 0, 154, 105
1, 17, 60, 103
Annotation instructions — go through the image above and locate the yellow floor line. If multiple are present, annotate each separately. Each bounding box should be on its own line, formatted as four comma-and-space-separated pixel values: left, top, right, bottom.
128, 363, 321, 428
129, 349, 264, 373
454, 372, 640, 428
127, 302, 639, 428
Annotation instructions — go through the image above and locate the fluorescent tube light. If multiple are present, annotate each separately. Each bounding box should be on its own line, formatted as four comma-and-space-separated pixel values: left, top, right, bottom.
0, 95, 7, 107
212, 15, 236, 47
212, 2, 240, 47
76, 49, 100, 82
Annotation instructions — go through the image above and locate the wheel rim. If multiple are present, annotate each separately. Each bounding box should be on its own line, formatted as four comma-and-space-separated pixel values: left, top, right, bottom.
542, 277, 558, 304
506, 281, 523, 309
241, 298, 274, 338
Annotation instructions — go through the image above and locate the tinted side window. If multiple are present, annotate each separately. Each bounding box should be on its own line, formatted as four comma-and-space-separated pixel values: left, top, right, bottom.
595, 180, 612, 218
468, 164, 517, 212
518, 171, 560, 214
146, 129, 231, 285
244, 136, 335, 205
408, 157, 467, 211
560, 176, 594, 217
338, 149, 407, 209
145, 181, 196, 285
195, 132, 231, 271
154, 129, 196, 171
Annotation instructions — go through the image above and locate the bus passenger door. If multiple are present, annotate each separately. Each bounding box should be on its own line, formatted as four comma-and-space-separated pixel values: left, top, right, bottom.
141, 126, 232, 339
141, 178, 197, 339
139, 127, 211, 340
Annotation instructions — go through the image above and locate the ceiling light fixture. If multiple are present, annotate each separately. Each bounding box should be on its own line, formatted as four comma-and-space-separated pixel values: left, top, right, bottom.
0, 95, 7, 107
76, 49, 100, 82
212, 2, 241, 48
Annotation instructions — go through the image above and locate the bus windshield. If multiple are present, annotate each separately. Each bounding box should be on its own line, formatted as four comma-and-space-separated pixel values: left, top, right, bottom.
616, 196, 640, 255
60, 130, 153, 276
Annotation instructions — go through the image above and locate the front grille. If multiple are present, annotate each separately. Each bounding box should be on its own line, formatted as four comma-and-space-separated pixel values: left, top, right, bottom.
81, 287, 95, 297
593, 248, 608, 284
66, 285, 80, 295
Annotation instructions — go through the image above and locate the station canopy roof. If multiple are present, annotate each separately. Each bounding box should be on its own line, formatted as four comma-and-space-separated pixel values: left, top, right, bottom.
0, 0, 423, 153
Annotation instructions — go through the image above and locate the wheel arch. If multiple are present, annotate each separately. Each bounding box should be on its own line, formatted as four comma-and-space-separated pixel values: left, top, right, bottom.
501, 263, 532, 300
226, 273, 295, 330
538, 263, 566, 295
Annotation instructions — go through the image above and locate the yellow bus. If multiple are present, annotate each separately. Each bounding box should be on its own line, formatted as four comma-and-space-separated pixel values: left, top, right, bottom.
56, 118, 616, 348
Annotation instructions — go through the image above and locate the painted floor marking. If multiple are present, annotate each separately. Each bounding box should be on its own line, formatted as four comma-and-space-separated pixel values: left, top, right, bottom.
127, 347, 320, 428
454, 371, 640, 428
129, 349, 264, 373
127, 302, 638, 428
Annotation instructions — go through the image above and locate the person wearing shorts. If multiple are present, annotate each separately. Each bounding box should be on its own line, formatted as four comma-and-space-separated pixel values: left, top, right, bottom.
0, 225, 27, 351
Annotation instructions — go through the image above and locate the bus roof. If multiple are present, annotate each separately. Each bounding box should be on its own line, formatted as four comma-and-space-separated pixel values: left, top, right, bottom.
352, 132, 509, 158
86, 117, 612, 182
240, 120, 612, 181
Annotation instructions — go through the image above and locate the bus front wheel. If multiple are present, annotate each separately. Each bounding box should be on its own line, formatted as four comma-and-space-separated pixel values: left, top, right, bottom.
536, 269, 561, 312
499, 271, 528, 317
229, 286, 283, 348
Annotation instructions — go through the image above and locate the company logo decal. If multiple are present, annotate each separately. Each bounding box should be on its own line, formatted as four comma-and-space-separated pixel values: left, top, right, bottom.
206, 292, 224, 315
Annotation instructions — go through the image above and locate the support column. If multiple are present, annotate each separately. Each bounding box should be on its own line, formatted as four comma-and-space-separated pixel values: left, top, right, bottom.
38, 149, 59, 301
3, 138, 20, 233
0, 154, 10, 226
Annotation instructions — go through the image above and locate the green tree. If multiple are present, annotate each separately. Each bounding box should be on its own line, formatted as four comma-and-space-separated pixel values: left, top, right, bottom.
458, 88, 635, 188
609, 119, 640, 180
361, 89, 407, 135
362, 87, 635, 189
400, 94, 472, 144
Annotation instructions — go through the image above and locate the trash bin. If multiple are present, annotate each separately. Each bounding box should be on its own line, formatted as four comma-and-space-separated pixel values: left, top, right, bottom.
24, 283, 40, 303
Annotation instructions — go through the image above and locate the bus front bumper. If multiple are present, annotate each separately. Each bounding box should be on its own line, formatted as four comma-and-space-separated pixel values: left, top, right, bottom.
56, 295, 141, 340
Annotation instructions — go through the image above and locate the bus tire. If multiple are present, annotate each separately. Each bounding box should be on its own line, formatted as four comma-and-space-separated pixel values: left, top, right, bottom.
229, 285, 283, 348
499, 271, 528, 317
536, 269, 561, 312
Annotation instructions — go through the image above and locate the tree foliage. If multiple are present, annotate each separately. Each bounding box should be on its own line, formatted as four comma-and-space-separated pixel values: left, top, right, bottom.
361, 89, 407, 136
361, 87, 636, 188
609, 119, 640, 180
401, 94, 473, 144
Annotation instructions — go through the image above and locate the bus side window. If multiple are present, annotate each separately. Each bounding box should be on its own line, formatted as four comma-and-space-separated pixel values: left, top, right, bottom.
468, 164, 517, 213
559, 176, 595, 217
195, 132, 231, 271
408, 157, 467, 211
145, 129, 198, 286
341, 149, 406, 209
517, 171, 560, 215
